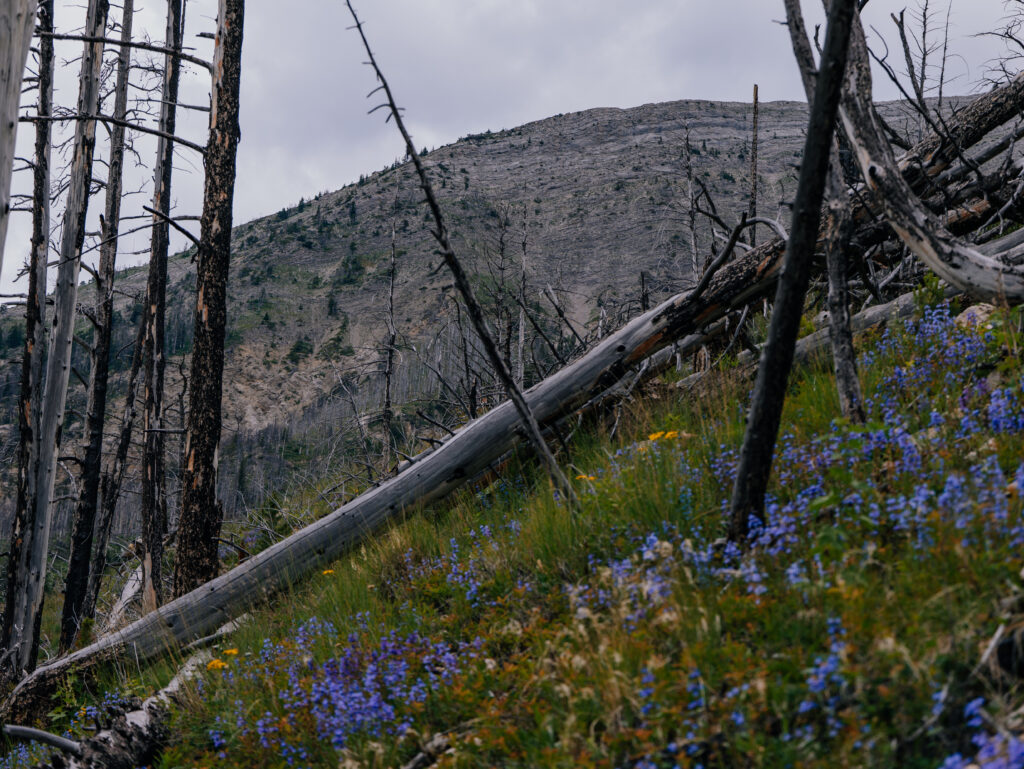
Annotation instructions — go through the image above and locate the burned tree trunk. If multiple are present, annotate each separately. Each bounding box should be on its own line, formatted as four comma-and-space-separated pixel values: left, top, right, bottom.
785, 0, 864, 423
381, 220, 398, 472
172, 0, 244, 599
141, 0, 184, 614
3, 0, 109, 677
748, 83, 759, 247
82, 317, 146, 626
0, 0, 37, 276
59, 0, 136, 653
2, 0, 52, 681
728, 0, 856, 542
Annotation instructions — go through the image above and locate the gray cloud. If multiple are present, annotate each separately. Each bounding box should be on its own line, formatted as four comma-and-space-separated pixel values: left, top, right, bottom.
1, 0, 1014, 295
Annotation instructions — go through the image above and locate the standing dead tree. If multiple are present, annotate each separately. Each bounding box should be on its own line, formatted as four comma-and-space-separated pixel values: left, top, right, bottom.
345, 0, 578, 510
3, 0, 52, 680
784, 0, 865, 423
0, 0, 38, 276
141, 0, 185, 615
728, 0, 856, 542
59, 0, 136, 653
172, 0, 245, 599
3, 0, 110, 678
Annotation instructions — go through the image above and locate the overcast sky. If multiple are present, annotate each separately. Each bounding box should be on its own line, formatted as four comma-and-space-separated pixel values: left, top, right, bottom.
0, 0, 1016, 295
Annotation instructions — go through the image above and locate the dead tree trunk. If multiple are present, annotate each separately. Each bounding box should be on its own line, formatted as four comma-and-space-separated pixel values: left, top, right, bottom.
172, 0, 244, 599
381, 219, 398, 472
82, 316, 146, 626
2, 0, 52, 682
748, 83, 759, 246
60, 0, 135, 653
728, 0, 856, 543
4, 0, 109, 678
141, 0, 184, 615
785, 0, 865, 423
346, 0, 578, 509
0, 0, 38, 276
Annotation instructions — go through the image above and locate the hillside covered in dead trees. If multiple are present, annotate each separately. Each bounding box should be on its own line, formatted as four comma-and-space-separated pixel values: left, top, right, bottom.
0, 0, 1023, 766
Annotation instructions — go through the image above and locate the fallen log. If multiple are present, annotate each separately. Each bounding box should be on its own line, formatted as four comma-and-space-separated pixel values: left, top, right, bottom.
0, 235, 790, 727
838, 12, 1024, 302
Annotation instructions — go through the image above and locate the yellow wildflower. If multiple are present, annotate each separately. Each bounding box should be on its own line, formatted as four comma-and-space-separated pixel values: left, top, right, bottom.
663, 430, 679, 439
206, 658, 228, 671
575, 474, 597, 481
648, 431, 665, 441
223, 648, 238, 656
322, 569, 335, 575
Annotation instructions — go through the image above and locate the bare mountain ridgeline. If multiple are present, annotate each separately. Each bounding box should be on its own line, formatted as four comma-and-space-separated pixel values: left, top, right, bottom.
0, 95, 980, 534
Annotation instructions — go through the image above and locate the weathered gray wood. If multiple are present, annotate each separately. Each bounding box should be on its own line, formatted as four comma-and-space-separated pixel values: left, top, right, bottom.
0, 0, 38, 278
3, 0, 52, 683
838, 12, 1024, 302
61, 0, 135, 654
5, 0, 109, 677
1, 227, 792, 724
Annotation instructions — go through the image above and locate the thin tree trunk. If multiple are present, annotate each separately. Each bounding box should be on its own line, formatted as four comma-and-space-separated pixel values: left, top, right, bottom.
381, 220, 398, 472
81, 315, 146, 626
748, 83, 759, 247
683, 125, 700, 284
141, 0, 184, 614
59, 0, 135, 653
2, 0, 52, 683
785, 0, 865, 424
0, 0, 38, 277
346, 0, 578, 509
5, 0, 109, 676
172, 0, 244, 599
728, 0, 856, 543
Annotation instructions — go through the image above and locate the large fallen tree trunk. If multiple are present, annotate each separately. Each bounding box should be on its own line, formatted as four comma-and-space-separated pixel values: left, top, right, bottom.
0, 234, 790, 726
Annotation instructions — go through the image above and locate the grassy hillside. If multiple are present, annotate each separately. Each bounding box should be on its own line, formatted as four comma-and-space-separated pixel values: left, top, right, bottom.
4, 293, 1022, 768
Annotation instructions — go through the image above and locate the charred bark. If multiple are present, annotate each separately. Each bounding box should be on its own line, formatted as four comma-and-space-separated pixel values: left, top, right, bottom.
172, 0, 245, 598
728, 0, 856, 542
141, 0, 184, 614
785, 0, 864, 423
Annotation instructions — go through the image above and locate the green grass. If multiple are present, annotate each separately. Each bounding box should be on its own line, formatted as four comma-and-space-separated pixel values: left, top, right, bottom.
5, 299, 1024, 768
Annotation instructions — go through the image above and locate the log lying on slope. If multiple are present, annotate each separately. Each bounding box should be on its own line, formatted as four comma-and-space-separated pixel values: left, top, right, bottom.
0, 235, 789, 726
839, 13, 1024, 302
